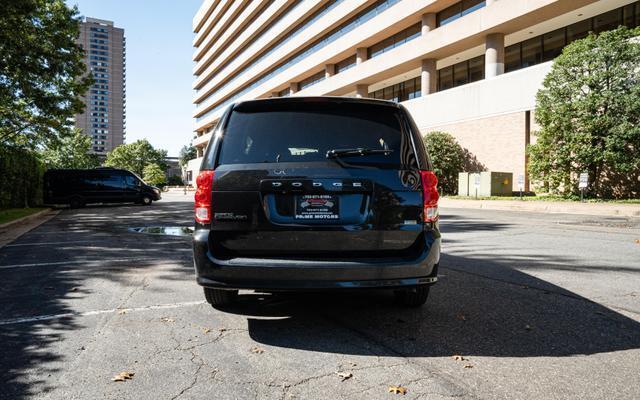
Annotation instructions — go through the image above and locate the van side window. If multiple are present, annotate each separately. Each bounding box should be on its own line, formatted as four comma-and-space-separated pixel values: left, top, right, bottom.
124, 175, 139, 187
102, 175, 125, 190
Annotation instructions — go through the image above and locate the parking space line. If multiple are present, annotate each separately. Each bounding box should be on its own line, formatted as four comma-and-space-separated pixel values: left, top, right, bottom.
4, 240, 96, 247
0, 258, 187, 270
0, 301, 206, 326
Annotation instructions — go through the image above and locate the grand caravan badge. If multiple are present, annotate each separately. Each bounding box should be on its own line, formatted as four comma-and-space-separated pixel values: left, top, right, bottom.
295, 194, 339, 220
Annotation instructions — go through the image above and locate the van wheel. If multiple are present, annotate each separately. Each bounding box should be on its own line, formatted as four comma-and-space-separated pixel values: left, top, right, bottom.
394, 285, 430, 307
204, 287, 238, 307
140, 195, 152, 206
69, 196, 85, 209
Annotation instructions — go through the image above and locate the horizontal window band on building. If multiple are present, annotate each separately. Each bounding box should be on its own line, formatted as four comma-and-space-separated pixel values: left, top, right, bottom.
369, 76, 421, 102
506, 2, 640, 73
195, 0, 264, 62
195, 0, 401, 122
414, 1, 640, 95
368, 22, 421, 59
335, 54, 356, 74
436, 0, 485, 27
195, 0, 280, 79
195, 0, 343, 96
299, 70, 326, 90
438, 55, 484, 92
277, 87, 291, 97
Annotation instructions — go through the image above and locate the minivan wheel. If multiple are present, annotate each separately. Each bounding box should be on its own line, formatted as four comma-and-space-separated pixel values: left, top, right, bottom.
394, 285, 430, 307
140, 195, 152, 206
203, 287, 238, 306
69, 196, 85, 209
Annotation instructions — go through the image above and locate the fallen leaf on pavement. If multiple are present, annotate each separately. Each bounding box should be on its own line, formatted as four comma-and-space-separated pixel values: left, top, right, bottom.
388, 386, 407, 395
463, 364, 473, 369
203, 328, 211, 334
112, 371, 134, 382
456, 313, 466, 321
160, 317, 174, 323
336, 372, 352, 381
117, 309, 127, 315
250, 346, 264, 354
635, 239, 639, 244
451, 355, 466, 361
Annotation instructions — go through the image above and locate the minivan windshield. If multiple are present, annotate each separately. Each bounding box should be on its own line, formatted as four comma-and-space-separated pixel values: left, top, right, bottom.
217, 102, 412, 167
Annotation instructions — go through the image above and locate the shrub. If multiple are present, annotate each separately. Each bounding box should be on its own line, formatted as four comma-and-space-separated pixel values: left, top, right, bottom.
423, 132, 465, 195
0, 146, 44, 208
143, 163, 167, 187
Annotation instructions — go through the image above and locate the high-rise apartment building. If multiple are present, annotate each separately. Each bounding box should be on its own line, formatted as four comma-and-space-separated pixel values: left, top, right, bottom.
188, 0, 640, 189
76, 17, 126, 154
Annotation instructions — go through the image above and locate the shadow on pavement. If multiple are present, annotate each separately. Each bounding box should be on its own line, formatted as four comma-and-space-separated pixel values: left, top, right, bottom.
235, 259, 640, 358
0, 198, 194, 400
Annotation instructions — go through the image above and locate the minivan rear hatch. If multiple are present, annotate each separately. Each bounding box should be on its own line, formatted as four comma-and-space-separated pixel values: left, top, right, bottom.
204, 99, 426, 259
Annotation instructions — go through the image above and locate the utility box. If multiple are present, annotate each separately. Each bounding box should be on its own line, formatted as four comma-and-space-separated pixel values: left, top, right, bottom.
458, 172, 469, 196
459, 171, 513, 197
479, 171, 512, 196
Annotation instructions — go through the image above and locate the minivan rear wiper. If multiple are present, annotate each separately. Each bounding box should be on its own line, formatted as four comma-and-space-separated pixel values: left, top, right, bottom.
326, 148, 394, 158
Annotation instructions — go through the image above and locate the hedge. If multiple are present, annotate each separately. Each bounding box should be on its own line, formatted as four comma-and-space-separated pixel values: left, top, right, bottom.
0, 146, 45, 208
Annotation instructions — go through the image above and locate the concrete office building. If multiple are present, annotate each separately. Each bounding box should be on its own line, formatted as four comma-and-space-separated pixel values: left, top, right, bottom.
189, 0, 640, 189
75, 17, 126, 154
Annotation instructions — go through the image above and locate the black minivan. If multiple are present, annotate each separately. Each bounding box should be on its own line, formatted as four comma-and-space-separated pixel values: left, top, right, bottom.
44, 168, 161, 207
192, 97, 440, 307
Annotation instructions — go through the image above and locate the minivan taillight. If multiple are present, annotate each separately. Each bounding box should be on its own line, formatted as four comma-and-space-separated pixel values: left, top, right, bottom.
194, 170, 214, 224
420, 170, 439, 222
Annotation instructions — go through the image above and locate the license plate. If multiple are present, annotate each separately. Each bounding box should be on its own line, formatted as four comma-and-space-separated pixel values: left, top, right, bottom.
295, 194, 339, 220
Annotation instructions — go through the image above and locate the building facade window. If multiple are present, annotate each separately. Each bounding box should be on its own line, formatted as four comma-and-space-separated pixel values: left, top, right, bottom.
335, 55, 356, 74
277, 87, 290, 97
437, 55, 484, 92
369, 77, 421, 102
504, 2, 640, 74
436, 0, 486, 27
367, 22, 421, 59
298, 70, 326, 90
196, 0, 401, 122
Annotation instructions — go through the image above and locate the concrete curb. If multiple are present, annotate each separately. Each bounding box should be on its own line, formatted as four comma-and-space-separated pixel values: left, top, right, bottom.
0, 209, 60, 249
440, 198, 640, 218
0, 208, 54, 230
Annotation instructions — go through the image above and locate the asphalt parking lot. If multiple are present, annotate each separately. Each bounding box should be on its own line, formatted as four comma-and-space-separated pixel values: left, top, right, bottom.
1, 192, 639, 400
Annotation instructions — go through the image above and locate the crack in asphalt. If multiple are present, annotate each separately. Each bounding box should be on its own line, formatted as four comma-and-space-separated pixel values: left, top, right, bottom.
313, 308, 474, 399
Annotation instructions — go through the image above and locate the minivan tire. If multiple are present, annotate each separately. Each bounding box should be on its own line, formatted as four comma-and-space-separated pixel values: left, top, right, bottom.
139, 195, 152, 206
69, 196, 85, 209
394, 285, 430, 307
204, 287, 238, 306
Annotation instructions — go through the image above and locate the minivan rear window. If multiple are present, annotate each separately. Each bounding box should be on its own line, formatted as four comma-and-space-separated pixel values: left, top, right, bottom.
216, 102, 412, 167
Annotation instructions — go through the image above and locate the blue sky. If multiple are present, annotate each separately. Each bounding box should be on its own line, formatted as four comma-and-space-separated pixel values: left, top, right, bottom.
66, 0, 202, 156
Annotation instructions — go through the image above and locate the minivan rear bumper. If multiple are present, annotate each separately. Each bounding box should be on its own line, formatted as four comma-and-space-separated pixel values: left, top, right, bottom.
192, 228, 440, 291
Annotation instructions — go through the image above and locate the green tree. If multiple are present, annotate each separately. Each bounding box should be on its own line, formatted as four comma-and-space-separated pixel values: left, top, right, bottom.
179, 144, 197, 167
529, 27, 640, 198
41, 129, 99, 169
424, 131, 465, 195
104, 139, 168, 176
143, 163, 166, 187
167, 175, 184, 186
0, 0, 92, 147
